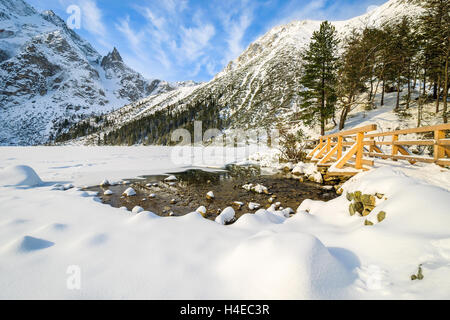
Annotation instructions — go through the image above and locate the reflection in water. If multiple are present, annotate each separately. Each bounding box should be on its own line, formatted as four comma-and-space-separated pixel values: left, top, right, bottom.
85, 164, 336, 222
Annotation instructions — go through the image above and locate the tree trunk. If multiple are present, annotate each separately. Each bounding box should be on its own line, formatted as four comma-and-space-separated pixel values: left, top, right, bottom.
444, 56, 449, 123
339, 103, 350, 130
406, 73, 411, 109
433, 82, 437, 99
381, 79, 385, 106
436, 74, 441, 113
423, 69, 427, 96
369, 77, 374, 102
395, 75, 401, 110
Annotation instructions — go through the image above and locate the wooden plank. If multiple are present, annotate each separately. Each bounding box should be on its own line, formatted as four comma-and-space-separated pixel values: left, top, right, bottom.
326, 171, 358, 176
392, 134, 399, 161
335, 143, 358, 169
337, 136, 343, 159
318, 144, 338, 165
355, 132, 364, 169
436, 159, 450, 166
320, 124, 377, 139
306, 142, 321, 159
365, 123, 450, 138
434, 130, 445, 161
365, 152, 436, 163
349, 156, 374, 166
313, 144, 328, 160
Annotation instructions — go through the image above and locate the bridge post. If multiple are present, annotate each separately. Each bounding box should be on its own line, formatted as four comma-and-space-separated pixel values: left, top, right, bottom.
434, 130, 445, 161
355, 132, 364, 169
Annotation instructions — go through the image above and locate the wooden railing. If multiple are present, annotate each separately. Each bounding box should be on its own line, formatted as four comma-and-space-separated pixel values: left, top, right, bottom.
306, 123, 450, 176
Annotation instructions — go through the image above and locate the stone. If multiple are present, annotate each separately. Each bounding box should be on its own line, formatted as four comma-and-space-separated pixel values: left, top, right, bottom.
377, 211, 386, 222
349, 203, 356, 216
346, 192, 353, 201
206, 191, 215, 200
375, 193, 384, 199
123, 187, 136, 196
361, 194, 376, 206
104, 190, 113, 195
362, 208, 372, 216
248, 202, 260, 210
132, 206, 144, 214
170, 199, 177, 204
336, 188, 343, 195
354, 201, 364, 215
353, 191, 362, 202
100, 179, 110, 187
164, 175, 177, 182
196, 206, 207, 217
149, 193, 156, 198
364, 219, 374, 226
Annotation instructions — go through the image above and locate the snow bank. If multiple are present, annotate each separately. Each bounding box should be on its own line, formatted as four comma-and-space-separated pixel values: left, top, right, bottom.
0, 147, 449, 299
0, 165, 42, 187
218, 231, 353, 299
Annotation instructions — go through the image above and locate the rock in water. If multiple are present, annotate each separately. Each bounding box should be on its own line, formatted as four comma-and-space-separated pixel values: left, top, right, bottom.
123, 187, 136, 196
196, 206, 207, 217
248, 202, 261, 210
104, 190, 113, 195
215, 207, 235, 225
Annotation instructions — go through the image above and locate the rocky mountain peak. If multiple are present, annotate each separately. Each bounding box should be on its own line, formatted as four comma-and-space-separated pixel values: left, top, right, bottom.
101, 47, 123, 68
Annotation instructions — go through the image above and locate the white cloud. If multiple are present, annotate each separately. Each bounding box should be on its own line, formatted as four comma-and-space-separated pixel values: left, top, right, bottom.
79, 0, 106, 36
115, 16, 143, 48
222, 11, 253, 64
179, 23, 216, 61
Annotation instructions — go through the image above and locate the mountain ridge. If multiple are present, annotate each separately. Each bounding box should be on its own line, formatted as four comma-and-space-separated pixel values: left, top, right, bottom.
0, 0, 196, 145
65, 0, 424, 145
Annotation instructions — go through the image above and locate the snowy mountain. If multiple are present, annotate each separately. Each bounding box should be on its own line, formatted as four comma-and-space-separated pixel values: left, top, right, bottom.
67, 0, 424, 145
0, 0, 193, 145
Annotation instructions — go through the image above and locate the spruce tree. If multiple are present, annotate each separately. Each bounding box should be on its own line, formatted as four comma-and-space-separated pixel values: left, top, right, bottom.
420, 0, 449, 123
299, 21, 339, 135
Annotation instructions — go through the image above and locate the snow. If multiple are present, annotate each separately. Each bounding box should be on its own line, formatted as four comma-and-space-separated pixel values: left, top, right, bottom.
0, 148, 449, 299
0, 165, 42, 187
196, 206, 207, 217
215, 207, 235, 225
103, 190, 113, 195
248, 202, 261, 210
132, 206, 144, 214
122, 187, 136, 197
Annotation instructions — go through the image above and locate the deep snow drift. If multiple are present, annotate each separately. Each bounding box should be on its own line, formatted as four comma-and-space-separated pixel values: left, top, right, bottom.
0, 146, 449, 299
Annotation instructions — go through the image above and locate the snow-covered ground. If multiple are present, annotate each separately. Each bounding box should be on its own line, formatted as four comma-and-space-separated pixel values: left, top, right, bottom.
0, 146, 449, 299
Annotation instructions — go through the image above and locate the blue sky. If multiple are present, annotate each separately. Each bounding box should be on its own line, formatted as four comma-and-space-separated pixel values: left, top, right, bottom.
28, 0, 388, 82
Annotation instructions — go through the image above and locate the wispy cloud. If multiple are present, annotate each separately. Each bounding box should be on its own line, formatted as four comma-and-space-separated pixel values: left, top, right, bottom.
79, 0, 106, 36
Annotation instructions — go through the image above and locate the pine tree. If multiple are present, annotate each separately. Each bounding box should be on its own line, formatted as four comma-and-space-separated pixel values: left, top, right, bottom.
337, 29, 369, 130
420, 0, 450, 122
299, 21, 340, 135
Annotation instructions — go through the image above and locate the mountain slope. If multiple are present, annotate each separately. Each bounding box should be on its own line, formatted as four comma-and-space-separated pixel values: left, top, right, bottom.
0, 0, 191, 145
67, 0, 424, 145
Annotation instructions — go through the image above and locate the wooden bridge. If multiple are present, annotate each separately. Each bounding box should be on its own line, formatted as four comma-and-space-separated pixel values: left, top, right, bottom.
306, 123, 450, 176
